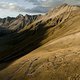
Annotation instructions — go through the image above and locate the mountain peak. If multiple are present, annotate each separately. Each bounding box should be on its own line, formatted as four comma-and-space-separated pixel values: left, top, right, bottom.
17, 14, 23, 18
61, 3, 69, 6
25, 14, 30, 17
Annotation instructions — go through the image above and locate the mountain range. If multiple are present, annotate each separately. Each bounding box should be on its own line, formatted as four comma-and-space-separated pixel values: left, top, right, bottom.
0, 4, 80, 80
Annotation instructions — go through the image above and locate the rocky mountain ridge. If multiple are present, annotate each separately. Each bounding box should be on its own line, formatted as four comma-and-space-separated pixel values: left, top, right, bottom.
0, 14, 41, 36
0, 4, 80, 80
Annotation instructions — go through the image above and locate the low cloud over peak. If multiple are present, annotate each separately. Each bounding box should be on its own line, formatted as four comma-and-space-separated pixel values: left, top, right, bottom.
26, 0, 80, 13
0, 0, 80, 15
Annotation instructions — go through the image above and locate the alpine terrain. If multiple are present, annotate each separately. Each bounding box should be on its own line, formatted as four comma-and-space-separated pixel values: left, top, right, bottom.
0, 4, 80, 80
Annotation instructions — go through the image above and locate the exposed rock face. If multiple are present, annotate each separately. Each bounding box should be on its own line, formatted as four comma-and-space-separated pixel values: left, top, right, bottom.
0, 4, 80, 80
0, 14, 40, 33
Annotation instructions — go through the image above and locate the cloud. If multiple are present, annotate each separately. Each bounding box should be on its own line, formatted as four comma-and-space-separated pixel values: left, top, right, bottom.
27, 0, 80, 7
26, 0, 64, 13
64, 0, 80, 5
26, 0, 80, 13
26, 6, 49, 13
0, 1, 48, 13
27, 0, 63, 7
0, 0, 80, 14
0, 2, 27, 12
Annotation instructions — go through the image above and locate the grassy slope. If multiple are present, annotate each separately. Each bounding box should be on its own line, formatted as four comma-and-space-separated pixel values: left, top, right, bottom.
0, 4, 80, 80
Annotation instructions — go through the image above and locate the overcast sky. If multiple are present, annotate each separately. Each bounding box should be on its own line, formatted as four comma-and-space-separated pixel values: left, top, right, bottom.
0, 0, 80, 18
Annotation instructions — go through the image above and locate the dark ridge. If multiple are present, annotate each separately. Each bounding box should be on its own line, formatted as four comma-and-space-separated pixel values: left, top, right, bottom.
0, 22, 48, 63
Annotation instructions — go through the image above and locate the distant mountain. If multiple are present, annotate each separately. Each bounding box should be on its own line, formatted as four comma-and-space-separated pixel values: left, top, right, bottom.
0, 4, 80, 80
0, 14, 41, 35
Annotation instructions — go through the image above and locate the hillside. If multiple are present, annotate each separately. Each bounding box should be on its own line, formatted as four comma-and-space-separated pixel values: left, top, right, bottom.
0, 4, 80, 80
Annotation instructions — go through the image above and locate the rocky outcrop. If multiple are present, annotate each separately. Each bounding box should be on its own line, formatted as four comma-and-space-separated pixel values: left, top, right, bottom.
0, 14, 41, 33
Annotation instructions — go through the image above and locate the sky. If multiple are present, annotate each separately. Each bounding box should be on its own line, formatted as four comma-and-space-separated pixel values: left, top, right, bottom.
0, 0, 80, 18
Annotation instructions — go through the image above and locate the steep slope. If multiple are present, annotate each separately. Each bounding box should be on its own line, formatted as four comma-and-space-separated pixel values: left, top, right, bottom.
0, 4, 80, 80
0, 14, 41, 61
1, 33, 80, 80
